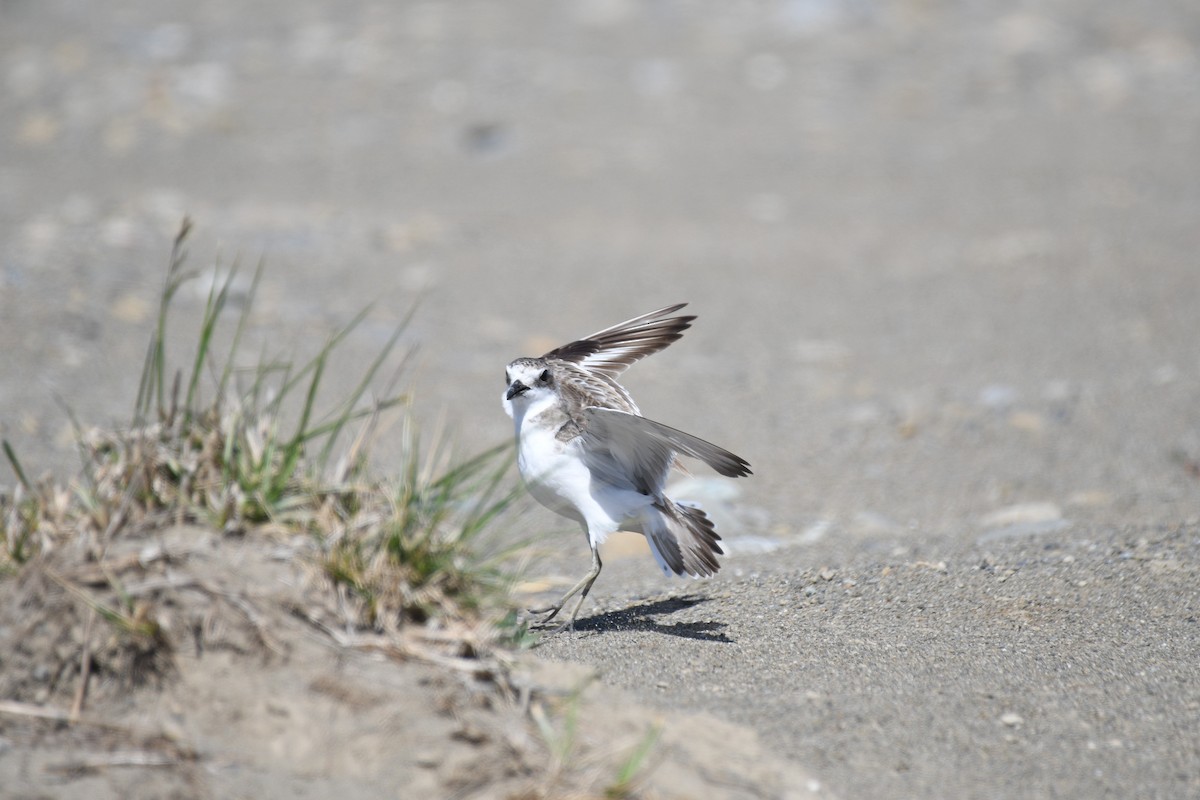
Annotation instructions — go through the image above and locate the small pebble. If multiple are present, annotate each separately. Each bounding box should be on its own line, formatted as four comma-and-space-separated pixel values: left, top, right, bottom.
979, 384, 1019, 411
980, 503, 1062, 528
1000, 712, 1024, 727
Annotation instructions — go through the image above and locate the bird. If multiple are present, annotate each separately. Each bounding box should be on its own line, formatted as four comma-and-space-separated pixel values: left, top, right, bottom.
501, 303, 752, 630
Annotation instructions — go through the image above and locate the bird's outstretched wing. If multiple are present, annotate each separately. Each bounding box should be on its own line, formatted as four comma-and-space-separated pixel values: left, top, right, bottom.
576, 406, 752, 494
552, 362, 642, 416
542, 303, 694, 379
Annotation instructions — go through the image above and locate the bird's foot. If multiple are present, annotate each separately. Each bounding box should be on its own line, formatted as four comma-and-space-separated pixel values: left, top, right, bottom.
530, 609, 576, 633
526, 604, 561, 621
525, 605, 584, 633
528, 613, 577, 633
526, 594, 588, 633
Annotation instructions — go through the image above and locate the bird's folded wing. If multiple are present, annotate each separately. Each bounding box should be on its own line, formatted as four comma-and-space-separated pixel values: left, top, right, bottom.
542, 304, 695, 378
579, 407, 752, 494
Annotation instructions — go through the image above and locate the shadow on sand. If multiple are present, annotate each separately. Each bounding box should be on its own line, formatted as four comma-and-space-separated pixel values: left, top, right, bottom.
551, 594, 732, 642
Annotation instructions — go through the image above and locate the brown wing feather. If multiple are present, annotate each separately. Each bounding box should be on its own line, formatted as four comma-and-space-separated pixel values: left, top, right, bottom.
582, 407, 752, 479
542, 304, 694, 378
551, 362, 641, 418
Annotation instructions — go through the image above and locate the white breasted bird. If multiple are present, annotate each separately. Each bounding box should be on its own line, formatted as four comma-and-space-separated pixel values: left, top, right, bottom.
502, 304, 751, 629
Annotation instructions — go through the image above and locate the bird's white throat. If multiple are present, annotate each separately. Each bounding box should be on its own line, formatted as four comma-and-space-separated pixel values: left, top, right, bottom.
503, 387, 558, 434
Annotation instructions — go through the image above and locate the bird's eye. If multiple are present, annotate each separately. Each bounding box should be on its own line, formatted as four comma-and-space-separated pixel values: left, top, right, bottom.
539, 369, 551, 383
504, 372, 510, 385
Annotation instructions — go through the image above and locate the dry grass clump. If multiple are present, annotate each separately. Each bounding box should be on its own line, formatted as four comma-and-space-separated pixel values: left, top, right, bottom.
0, 220, 526, 698
320, 433, 519, 630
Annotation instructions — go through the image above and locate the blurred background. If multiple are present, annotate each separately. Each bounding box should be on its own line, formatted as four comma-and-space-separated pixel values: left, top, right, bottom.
2, 0, 1198, 544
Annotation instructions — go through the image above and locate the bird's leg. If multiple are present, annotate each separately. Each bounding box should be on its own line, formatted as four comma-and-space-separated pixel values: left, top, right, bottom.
530, 547, 602, 630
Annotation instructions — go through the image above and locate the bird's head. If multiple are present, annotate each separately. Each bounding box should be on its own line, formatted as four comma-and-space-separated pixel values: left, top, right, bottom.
502, 358, 556, 416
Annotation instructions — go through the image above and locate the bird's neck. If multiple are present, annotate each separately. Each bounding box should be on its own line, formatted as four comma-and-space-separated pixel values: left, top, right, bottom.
510, 393, 566, 437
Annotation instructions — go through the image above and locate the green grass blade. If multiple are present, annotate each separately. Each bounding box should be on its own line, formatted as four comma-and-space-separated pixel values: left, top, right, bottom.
184, 261, 239, 416
273, 306, 371, 408
136, 217, 196, 422
218, 258, 264, 402
606, 725, 662, 798
315, 318, 414, 469
273, 349, 325, 497
2, 440, 31, 490
300, 395, 409, 445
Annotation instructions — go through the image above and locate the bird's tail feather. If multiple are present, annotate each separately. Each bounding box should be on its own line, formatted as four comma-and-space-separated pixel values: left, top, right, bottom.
642, 500, 723, 578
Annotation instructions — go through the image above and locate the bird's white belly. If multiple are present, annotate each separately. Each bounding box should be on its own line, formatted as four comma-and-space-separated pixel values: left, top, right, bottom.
515, 419, 653, 545
516, 424, 592, 523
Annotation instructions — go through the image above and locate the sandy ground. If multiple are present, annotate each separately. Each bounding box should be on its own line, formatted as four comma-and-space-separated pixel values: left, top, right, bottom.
2, 1, 1199, 798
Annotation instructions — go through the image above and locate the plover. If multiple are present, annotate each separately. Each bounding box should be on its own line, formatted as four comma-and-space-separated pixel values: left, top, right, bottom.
502, 304, 751, 629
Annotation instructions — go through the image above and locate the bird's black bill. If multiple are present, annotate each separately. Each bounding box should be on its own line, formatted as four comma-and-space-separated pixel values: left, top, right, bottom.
506, 381, 529, 400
